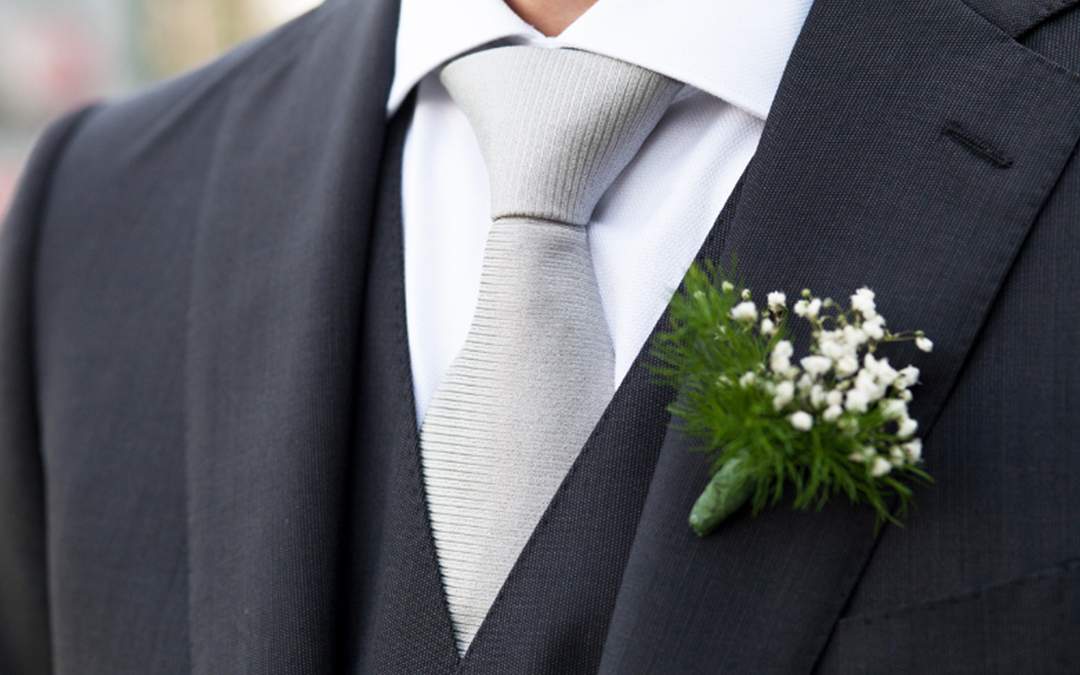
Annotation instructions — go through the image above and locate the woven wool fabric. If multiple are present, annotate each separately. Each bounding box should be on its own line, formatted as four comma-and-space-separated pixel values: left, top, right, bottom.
6, 1, 1080, 673
422, 46, 680, 654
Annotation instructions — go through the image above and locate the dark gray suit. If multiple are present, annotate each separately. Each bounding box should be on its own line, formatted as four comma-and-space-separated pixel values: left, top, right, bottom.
3, 0, 1080, 672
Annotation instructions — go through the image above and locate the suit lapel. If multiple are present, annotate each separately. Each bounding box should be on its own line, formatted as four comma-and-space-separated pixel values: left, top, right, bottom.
183, 1, 400, 672
601, 0, 1080, 672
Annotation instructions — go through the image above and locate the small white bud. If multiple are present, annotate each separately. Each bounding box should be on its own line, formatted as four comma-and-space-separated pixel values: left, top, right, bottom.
773, 380, 795, 410
823, 404, 843, 422
916, 336, 934, 352
903, 439, 923, 462
895, 365, 920, 389
843, 325, 868, 346
851, 287, 877, 317
800, 355, 833, 377
880, 399, 908, 420
871, 456, 892, 477
835, 355, 859, 377
739, 371, 757, 388
760, 318, 776, 336
820, 341, 846, 361
767, 291, 787, 311
788, 411, 814, 431
770, 340, 793, 373
864, 354, 898, 385
897, 417, 918, 438
862, 316, 885, 340
721, 281, 735, 293
855, 370, 886, 401
845, 388, 870, 413
772, 340, 793, 359
731, 301, 758, 323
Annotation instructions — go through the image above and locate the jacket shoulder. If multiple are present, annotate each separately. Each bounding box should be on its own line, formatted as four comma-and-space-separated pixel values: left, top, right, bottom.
57, 6, 329, 181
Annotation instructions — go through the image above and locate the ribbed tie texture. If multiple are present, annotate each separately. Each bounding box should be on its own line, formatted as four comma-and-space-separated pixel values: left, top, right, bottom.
421, 46, 680, 655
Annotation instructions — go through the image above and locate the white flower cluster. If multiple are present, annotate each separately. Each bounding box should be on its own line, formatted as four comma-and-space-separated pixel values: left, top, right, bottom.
729, 286, 932, 478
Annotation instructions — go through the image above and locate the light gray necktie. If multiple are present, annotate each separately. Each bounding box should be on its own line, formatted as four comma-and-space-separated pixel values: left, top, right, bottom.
421, 46, 680, 654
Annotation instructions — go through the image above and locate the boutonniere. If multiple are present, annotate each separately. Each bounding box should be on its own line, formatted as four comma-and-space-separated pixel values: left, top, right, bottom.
652, 264, 934, 537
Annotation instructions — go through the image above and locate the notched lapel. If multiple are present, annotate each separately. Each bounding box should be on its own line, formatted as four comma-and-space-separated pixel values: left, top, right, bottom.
601, 0, 1080, 672
183, 1, 400, 673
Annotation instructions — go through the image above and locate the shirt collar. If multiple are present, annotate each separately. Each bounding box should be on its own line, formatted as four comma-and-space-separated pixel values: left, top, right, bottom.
387, 0, 814, 120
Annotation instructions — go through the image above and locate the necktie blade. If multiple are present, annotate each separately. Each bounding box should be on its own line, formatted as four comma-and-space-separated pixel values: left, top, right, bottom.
422, 46, 679, 655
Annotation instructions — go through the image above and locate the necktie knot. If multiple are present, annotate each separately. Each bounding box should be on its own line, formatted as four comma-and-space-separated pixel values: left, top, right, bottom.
440, 46, 681, 225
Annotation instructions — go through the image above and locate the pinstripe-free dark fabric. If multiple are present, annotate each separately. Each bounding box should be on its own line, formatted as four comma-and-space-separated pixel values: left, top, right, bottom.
3, 0, 1080, 673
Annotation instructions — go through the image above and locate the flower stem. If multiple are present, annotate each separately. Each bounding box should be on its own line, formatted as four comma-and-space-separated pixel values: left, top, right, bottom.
689, 454, 755, 537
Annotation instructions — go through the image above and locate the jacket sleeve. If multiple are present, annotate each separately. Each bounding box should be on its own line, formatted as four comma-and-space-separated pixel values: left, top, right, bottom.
0, 106, 95, 675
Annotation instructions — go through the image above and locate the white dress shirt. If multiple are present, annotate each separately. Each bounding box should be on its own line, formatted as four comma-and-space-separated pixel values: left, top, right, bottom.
392, 0, 813, 423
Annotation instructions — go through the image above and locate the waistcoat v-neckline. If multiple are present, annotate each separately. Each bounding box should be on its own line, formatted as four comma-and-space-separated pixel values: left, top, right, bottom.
340, 97, 749, 674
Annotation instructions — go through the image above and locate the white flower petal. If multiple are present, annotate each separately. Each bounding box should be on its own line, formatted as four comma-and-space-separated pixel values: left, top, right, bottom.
851, 287, 877, 317
800, 355, 833, 377
731, 301, 758, 322
788, 411, 814, 431
895, 365, 920, 389
835, 356, 859, 377
767, 291, 787, 311
880, 399, 908, 420
897, 417, 919, 438
903, 439, 923, 462
862, 317, 885, 340
845, 388, 870, 413
770, 340, 794, 373
843, 325, 868, 346
871, 456, 892, 477
772, 380, 795, 410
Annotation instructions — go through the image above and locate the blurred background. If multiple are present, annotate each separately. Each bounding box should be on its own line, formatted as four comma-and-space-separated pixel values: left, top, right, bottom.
0, 0, 322, 214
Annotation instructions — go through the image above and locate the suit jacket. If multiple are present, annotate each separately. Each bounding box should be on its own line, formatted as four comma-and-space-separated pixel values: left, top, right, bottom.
3, 0, 1080, 672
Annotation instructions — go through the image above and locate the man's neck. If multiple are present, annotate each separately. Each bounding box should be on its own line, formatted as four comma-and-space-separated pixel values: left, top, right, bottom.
503, 0, 598, 36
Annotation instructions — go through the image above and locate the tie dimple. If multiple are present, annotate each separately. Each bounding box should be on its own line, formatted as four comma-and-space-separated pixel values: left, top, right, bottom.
421, 46, 680, 655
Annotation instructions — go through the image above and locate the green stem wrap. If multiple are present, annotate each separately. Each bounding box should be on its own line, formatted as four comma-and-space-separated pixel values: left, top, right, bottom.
689, 455, 755, 537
